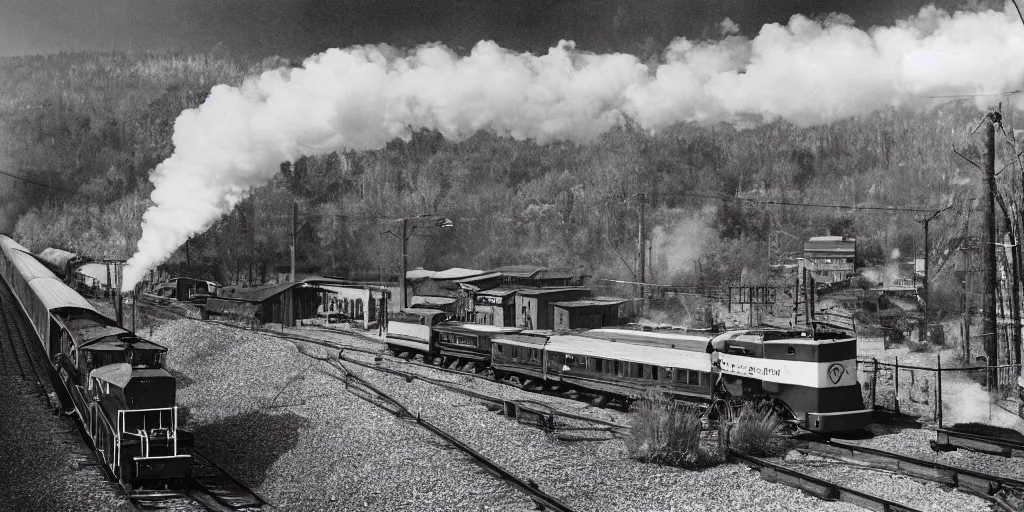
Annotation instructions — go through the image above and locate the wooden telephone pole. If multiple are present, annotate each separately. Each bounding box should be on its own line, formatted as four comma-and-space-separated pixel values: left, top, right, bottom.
636, 193, 646, 307
983, 112, 999, 376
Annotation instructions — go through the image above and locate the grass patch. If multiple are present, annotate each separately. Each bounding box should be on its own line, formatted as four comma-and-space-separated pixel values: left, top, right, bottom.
625, 392, 724, 469
728, 403, 790, 457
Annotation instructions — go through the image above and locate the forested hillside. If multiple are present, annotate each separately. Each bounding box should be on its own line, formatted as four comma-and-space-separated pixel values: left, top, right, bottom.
1, 50, 1017, 295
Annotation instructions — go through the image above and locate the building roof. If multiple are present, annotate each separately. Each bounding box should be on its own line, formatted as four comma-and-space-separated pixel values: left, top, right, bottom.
218, 281, 299, 302
490, 265, 589, 280
804, 236, 857, 254
551, 299, 624, 309
406, 268, 437, 280
431, 268, 488, 281
516, 287, 590, 297
491, 265, 545, 278
476, 287, 519, 297
454, 272, 502, 284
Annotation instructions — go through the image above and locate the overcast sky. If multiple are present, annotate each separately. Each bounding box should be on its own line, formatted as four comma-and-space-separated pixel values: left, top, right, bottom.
0, 0, 985, 58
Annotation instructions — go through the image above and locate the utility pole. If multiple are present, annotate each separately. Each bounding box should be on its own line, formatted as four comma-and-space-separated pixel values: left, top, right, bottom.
636, 193, 646, 306
983, 112, 999, 378
115, 262, 123, 327
185, 238, 191, 274
918, 206, 952, 344
290, 201, 297, 283
400, 218, 409, 310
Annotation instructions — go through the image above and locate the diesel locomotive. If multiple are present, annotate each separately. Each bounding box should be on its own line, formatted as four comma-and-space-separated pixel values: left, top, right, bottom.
0, 235, 191, 491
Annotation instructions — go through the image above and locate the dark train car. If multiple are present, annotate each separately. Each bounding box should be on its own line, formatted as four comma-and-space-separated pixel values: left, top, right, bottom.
0, 235, 191, 491
433, 323, 522, 370
489, 331, 553, 387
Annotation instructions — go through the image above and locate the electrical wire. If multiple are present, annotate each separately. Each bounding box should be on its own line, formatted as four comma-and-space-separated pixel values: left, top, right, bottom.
0, 169, 68, 192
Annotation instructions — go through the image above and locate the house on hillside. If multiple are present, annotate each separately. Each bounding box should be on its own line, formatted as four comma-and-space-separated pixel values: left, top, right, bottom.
802, 236, 856, 283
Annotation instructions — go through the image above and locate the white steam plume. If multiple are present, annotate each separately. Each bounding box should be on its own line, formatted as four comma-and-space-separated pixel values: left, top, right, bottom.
122, 4, 1024, 290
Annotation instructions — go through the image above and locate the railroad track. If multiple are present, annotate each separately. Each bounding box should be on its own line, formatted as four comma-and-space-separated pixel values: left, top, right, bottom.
214, 321, 631, 436
799, 438, 1024, 511
931, 428, 1024, 459
126, 451, 274, 512
1, 284, 269, 512
731, 450, 926, 512
325, 359, 580, 512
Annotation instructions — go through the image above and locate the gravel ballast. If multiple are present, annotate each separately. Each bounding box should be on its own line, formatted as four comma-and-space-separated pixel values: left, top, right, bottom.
158, 321, 865, 511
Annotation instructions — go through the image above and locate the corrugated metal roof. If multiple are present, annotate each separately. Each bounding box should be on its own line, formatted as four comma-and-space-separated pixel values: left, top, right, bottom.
29, 278, 97, 312
546, 335, 712, 371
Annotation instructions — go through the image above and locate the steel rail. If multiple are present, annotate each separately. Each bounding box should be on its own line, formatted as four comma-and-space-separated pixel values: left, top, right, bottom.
329, 360, 580, 512
932, 428, 1024, 458
801, 439, 1024, 510
730, 450, 925, 512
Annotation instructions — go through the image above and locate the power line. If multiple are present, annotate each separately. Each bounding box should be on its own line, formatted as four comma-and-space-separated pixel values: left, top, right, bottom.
647, 191, 945, 213
923, 90, 1024, 99
0, 169, 68, 192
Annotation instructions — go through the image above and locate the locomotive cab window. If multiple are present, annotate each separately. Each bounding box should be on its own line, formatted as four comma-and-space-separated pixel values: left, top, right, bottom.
787, 346, 795, 355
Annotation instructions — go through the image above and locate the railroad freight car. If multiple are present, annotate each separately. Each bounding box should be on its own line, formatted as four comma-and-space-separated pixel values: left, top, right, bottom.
433, 323, 522, 371
0, 235, 191, 491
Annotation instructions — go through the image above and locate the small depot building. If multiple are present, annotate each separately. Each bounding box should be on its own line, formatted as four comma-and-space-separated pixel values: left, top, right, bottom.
207, 278, 340, 327
551, 299, 625, 330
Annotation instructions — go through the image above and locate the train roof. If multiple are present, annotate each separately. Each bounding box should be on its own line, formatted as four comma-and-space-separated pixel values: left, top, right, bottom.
546, 335, 712, 371
581, 328, 712, 351
434, 323, 522, 335
1, 236, 97, 313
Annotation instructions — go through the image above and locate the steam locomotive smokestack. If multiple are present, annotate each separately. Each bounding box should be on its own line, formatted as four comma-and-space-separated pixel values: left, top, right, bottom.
121, 4, 1024, 290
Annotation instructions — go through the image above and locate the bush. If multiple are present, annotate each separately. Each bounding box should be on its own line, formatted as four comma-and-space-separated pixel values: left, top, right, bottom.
625, 392, 724, 468
728, 403, 790, 457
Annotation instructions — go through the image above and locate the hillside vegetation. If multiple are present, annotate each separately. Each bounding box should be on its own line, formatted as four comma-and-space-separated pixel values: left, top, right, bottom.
1, 51, 1018, 303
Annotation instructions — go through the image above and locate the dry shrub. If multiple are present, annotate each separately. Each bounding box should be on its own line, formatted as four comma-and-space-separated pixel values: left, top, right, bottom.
728, 403, 789, 457
625, 392, 724, 469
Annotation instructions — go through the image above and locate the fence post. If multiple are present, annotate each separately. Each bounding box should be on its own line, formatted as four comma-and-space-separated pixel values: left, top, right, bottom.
894, 356, 900, 415
987, 359, 992, 422
871, 357, 878, 409
936, 354, 942, 427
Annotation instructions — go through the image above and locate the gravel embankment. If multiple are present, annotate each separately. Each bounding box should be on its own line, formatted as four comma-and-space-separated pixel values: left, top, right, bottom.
151, 320, 535, 511
0, 377, 134, 511
781, 451, 990, 512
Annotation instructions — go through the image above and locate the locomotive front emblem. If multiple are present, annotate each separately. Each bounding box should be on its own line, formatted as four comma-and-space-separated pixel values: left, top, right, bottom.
827, 363, 848, 385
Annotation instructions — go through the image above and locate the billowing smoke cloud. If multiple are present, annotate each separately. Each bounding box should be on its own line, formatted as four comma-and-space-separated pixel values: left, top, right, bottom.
122, 3, 1024, 290
650, 207, 717, 283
